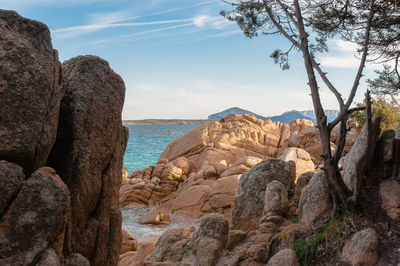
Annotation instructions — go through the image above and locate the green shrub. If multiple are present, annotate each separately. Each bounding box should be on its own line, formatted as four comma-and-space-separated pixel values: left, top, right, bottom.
349, 95, 400, 132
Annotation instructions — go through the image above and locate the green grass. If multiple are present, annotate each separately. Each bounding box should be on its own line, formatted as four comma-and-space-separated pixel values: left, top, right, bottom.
293, 213, 355, 266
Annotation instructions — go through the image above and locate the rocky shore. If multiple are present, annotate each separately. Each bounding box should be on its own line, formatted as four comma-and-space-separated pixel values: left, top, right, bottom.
119, 114, 356, 223
119, 115, 400, 265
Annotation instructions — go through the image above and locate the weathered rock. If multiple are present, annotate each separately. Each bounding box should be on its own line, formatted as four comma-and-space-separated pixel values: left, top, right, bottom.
0, 160, 24, 217
191, 214, 230, 266
278, 147, 315, 182
121, 229, 138, 254
37, 248, 61, 266
194, 213, 230, 244
342, 115, 381, 191
232, 159, 295, 231
227, 230, 247, 249
263, 180, 288, 216
47, 55, 128, 265
209, 174, 241, 209
65, 253, 90, 266
171, 184, 210, 218
379, 179, 400, 220
294, 171, 314, 199
139, 206, 171, 225
0, 167, 70, 266
298, 172, 333, 226
194, 237, 224, 266
118, 236, 159, 266
267, 248, 300, 266
342, 228, 379, 266
0, 10, 62, 175
148, 229, 185, 262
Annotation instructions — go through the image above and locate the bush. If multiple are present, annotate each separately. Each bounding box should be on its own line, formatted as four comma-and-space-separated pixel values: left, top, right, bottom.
293, 213, 356, 266
349, 95, 400, 132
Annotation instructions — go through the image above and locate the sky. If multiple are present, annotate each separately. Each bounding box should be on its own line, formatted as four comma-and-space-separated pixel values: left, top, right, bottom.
1, 0, 379, 119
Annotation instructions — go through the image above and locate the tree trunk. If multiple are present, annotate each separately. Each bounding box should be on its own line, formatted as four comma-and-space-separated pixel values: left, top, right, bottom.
293, 0, 352, 212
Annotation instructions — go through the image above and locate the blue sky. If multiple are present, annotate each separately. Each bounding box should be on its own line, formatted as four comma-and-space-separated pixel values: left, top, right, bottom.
1, 0, 377, 119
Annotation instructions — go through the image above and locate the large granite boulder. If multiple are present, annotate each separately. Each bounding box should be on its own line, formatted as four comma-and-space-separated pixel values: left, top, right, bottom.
232, 159, 296, 231
342, 115, 381, 191
0, 167, 70, 265
0, 10, 62, 175
298, 172, 333, 226
47, 55, 128, 265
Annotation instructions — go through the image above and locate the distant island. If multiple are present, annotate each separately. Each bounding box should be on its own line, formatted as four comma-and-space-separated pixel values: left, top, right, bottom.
123, 107, 339, 125
123, 119, 209, 125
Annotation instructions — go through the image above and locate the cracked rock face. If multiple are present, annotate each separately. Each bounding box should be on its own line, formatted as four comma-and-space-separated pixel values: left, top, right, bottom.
47, 55, 128, 265
0, 10, 62, 176
0, 167, 70, 266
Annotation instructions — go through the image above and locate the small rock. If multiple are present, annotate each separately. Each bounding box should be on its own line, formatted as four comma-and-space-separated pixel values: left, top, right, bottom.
121, 229, 138, 254
264, 180, 288, 216
342, 228, 379, 266
267, 248, 300, 266
227, 230, 247, 249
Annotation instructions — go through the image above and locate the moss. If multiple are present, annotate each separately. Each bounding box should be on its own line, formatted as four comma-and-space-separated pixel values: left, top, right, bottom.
293, 213, 356, 266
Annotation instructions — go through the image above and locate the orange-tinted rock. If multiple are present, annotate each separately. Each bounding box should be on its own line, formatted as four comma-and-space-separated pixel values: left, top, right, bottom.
121, 229, 138, 254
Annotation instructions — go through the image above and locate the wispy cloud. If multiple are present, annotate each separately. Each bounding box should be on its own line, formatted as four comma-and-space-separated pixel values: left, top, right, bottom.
92, 23, 194, 44
52, 19, 193, 39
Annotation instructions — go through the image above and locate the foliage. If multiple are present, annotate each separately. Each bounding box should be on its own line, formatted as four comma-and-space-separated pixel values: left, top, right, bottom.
294, 213, 355, 266
349, 95, 400, 132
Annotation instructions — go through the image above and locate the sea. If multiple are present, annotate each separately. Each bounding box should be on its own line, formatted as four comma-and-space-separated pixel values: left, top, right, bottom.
123, 124, 199, 174
122, 124, 199, 237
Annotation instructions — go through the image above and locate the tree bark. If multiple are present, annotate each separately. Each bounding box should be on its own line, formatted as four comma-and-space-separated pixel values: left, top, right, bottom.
293, 0, 352, 211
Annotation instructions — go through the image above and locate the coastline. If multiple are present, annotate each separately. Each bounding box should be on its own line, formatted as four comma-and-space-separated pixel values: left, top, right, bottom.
123, 119, 210, 125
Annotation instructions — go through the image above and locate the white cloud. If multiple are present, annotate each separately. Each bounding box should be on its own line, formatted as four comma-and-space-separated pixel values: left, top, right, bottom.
319, 40, 376, 69
52, 19, 192, 39
193, 15, 211, 27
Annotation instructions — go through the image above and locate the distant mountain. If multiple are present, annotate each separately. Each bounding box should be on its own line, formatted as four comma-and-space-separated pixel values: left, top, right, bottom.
208, 107, 266, 120
208, 107, 339, 123
267, 110, 313, 123
297, 110, 339, 123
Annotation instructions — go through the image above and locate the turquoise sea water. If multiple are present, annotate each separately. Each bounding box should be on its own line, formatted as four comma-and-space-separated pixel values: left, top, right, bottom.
123, 124, 199, 174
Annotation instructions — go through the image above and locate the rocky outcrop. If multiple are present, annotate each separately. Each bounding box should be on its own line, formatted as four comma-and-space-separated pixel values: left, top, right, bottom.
342, 115, 381, 191
0, 10, 62, 175
232, 159, 295, 231
342, 228, 379, 266
0, 167, 70, 265
298, 172, 333, 226
0, 10, 127, 266
47, 55, 128, 265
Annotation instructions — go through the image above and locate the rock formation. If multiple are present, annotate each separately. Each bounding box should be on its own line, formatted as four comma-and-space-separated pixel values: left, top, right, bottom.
121, 115, 322, 223
47, 55, 128, 265
232, 159, 295, 231
298, 172, 333, 226
0, 10, 62, 176
0, 10, 127, 266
